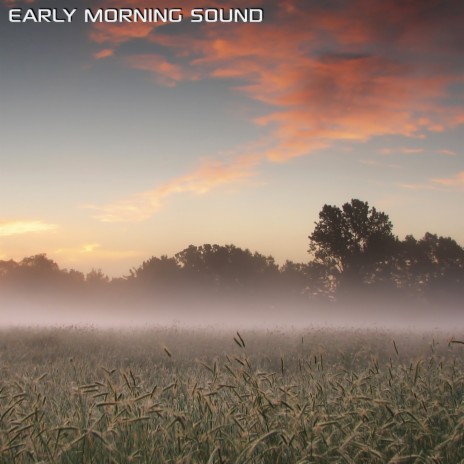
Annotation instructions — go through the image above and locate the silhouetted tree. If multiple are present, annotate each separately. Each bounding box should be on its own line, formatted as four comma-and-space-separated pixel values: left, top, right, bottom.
276, 261, 321, 299
86, 268, 110, 285
0, 259, 18, 279
397, 233, 464, 302
279, 260, 308, 295
129, 255, 180, 291
0, 254, 87, 297
309, 199, 397, 292
305, 261, 337, 299
174, 244, 279, 292
0, 214, 461, 310
8, 254, 61, 289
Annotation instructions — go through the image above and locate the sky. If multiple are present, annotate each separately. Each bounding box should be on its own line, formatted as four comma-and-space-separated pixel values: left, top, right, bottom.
1, 0, 463, 277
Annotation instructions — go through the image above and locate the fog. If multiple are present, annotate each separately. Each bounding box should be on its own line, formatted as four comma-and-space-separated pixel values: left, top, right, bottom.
1, 296, 463, 331
1, 238, 462, 332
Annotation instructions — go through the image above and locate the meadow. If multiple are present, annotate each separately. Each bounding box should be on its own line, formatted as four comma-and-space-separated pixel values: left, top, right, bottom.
0, 326, 463, 463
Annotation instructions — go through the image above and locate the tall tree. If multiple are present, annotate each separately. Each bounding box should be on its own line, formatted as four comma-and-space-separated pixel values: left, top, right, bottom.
309, 199, 397, 289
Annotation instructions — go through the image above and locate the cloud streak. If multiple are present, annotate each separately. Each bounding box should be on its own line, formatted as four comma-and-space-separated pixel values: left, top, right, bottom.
126, 54, 198, 87
432, 171, 464, 188
93, 48, 114, 59
91, 155, 259, 222
0, 221, 57, 237
437, 149, 457, 157
401, 171, 464, 191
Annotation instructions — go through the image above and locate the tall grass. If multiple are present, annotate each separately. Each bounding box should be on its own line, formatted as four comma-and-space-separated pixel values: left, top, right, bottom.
0, 327, 463, 462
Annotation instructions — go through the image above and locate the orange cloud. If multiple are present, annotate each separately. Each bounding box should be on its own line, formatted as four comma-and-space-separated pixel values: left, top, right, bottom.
126, 54, 198, 87
93, 48, 114, 59
87, 0, 260, 43
0, 221, 57, 237
103, 5, 462, 162
85, 0, 464, 218
91, 155, 260, 222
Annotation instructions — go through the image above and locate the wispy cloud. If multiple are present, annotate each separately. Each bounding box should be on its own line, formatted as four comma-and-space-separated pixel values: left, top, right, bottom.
401, 171, 464, 191
400, 183, 441, 191
81, 243, 101, 253
0, 221, 57, 237
399, 148, 424, 155
126, 54, 198, 87
432, 171, 464, 187
359, 159, 401, 169
378, 147, 425, 155
93, 48, 114, 59
90, 155, 259, 222
437, 149, 457, 156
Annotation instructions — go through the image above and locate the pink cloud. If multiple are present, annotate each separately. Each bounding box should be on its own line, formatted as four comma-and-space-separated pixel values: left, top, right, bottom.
432, 171, 464, 187
106, 6, 461, 163
85, 0, 464, 219
401, 171, 464, 191
437, 149, 457, 157
93, 48, 114, 59
126, 54, 198, 87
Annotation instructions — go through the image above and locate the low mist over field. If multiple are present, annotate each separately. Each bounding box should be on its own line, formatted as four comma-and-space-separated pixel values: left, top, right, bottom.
1, 298, 464, 331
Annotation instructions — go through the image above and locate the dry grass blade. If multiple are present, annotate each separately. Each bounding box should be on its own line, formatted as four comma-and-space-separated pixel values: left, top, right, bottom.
235, 430, 281, 463
237, 332, 246, 348
449, 339, 464, 346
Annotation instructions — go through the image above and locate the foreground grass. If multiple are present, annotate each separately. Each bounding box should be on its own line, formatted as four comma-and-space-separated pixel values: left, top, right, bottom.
0, 327, 463, 463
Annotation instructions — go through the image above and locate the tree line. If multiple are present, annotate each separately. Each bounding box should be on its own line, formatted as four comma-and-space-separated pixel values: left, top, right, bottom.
0, 199, 462, 306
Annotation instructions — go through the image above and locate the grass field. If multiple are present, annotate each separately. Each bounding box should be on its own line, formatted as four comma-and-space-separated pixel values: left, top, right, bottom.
0, 326, 463, 463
